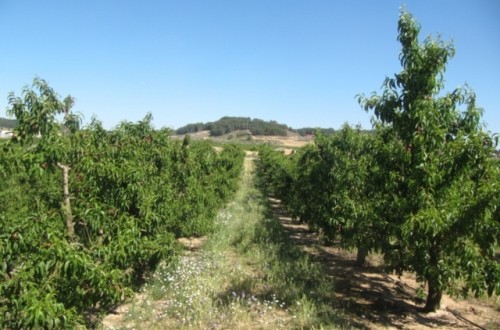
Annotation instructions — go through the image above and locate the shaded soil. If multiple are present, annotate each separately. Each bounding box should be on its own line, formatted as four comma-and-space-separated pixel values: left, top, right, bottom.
267, 197, 500, 330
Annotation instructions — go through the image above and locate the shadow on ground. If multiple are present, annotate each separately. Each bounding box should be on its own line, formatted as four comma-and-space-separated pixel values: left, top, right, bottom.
266, 197, 490, 330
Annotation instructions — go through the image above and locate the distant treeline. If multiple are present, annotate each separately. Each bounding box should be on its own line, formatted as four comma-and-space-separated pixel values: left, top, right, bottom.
176, 117, 288, 136
0, 117, 17, 129
175, 116, 338, 137
294, 127, 336, 136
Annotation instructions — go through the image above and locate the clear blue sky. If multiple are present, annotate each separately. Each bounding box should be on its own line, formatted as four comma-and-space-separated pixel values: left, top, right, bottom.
1, 0, 499, 133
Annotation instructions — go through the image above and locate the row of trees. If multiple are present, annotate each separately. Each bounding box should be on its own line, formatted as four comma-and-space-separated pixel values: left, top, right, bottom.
293, 127, 337, 136
0, 79, 244, 328
257, 11, 499, 312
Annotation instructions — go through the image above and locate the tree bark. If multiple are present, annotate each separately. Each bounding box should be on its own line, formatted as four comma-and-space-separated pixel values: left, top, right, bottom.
356, 245, 368, 267
423, 278, 442, 312
57, 163, 74, 238
423, 242, 442, 312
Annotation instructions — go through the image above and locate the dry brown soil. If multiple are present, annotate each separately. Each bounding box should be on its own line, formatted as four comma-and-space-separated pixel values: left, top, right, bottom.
268, 197, 499, 330
175, 130, 314, 153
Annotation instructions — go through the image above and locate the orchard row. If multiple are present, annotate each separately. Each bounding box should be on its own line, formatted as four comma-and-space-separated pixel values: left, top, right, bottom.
0, 80, 244, 328
257, 11, 499, 313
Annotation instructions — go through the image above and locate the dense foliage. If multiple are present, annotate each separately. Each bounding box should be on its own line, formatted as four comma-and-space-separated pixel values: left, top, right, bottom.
258, 10, 499, 313
0, 79, 244, 328
258, 126, 382, 264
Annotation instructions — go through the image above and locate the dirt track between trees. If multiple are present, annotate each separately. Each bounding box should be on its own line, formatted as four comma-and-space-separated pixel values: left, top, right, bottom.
268, 197, 499, 330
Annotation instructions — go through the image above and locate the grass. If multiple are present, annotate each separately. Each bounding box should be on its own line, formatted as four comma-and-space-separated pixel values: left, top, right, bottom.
103, 157, 347, 329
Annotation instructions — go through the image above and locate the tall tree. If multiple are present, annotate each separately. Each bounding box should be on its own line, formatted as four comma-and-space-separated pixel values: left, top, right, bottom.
359, 11, 499, 312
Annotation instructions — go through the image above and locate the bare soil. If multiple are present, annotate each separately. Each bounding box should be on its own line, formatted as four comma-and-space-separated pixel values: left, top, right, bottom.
174, 130, 314, 151
268, 197, 500, 330
251, 134, 313, 148
176, 237, 207, 251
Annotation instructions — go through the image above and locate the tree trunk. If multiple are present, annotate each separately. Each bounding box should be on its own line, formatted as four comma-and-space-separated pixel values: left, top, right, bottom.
423, 278, 442, 312
356, 245, 368, 267
58, 163, 74, 238
423, 242, 442, 312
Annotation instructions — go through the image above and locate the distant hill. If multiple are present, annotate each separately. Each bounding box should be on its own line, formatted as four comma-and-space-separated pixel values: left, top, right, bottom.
0, 117, 17, 129
175, 116, 336, 137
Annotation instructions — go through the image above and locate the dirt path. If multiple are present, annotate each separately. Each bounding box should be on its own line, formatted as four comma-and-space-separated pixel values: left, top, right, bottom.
268, 197, 499, 330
